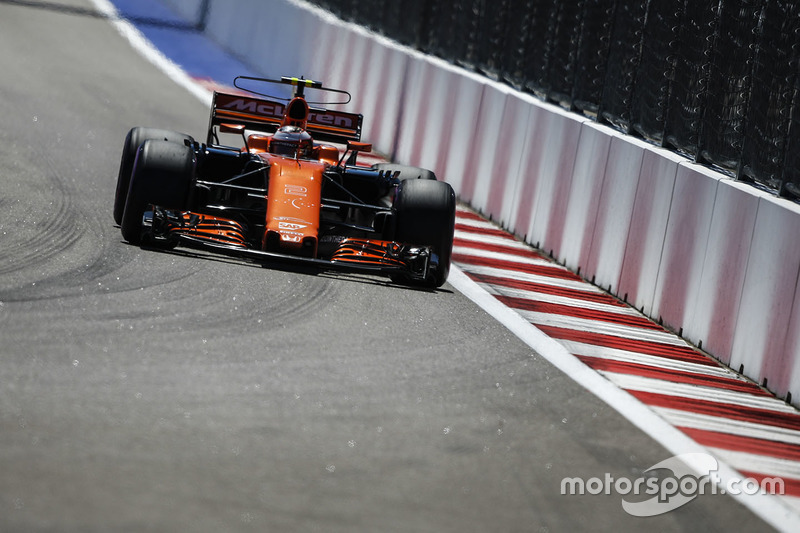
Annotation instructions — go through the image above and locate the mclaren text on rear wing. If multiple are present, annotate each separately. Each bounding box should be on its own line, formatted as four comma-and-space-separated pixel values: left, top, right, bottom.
207, 92, 362, 144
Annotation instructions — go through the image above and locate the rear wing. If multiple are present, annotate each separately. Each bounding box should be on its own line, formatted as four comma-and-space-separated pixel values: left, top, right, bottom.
207, 92, 362, 145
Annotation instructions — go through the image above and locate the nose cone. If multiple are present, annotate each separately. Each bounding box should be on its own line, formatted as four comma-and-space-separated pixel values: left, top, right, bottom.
263, 159, 324, 257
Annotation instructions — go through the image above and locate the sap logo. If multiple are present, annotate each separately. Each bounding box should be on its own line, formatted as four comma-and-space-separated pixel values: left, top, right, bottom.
274, 216, 310, 228
278, 221, 307, 231
222, 99, 283, 118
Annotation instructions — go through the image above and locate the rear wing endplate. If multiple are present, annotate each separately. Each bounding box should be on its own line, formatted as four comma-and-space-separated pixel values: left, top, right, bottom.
207, 92, 362, 145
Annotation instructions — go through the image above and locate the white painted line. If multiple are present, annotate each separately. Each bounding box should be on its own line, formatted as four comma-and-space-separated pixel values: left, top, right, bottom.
447, 266, 800, 531
90, 0, 213, 107
88, 3, 800, 528
781, 496, 800, 514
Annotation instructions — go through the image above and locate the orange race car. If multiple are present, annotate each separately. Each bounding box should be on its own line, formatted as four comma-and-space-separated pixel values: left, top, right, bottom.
113, 76, 455, 287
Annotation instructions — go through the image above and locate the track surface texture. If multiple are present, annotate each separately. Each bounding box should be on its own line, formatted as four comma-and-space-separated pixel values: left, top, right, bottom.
0, 0, 779, 531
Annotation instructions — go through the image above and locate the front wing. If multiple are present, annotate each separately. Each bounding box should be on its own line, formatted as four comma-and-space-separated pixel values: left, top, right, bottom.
144, 209, 436, 282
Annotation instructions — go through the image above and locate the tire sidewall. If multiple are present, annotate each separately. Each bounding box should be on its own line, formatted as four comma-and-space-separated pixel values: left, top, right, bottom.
114, 127, 193, 225
120, 140, 195, 244
392, 178, 456, 287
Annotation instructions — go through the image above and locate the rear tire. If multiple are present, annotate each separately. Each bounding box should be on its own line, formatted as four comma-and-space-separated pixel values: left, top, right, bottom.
372, 163, 437, 181
391, 179, 456, 288
120, 140, 195, 245
114, 127, 193, 225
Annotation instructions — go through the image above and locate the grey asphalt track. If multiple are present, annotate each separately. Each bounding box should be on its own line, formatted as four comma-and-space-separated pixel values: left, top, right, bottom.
0, 1, 774, 531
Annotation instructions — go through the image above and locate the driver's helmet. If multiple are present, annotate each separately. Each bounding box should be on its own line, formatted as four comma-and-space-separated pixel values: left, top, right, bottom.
270, 126, 313, 158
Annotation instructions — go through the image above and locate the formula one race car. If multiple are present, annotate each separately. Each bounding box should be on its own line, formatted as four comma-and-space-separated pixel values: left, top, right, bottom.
113, 76, 456, 287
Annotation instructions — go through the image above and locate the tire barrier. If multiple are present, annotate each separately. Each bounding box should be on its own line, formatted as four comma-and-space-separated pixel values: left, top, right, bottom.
161, 0, 800, 405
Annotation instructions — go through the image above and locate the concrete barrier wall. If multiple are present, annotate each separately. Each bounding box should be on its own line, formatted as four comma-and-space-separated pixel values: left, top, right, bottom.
683, 179, 760, 364
558, 123, 613, 273
730, 197, 800, 397
617, 149, 682, 317
651, 164, 721, 336
583, 134, 647, 295
521, 104, 585, 260
188, 0, 800, 405
160, 0, 204, 24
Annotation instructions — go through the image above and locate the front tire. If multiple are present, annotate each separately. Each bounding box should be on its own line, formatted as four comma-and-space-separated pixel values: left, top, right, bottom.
114, 127, 193, 225
120, 140, 195, 245
391, 179, 456, 288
